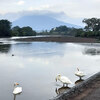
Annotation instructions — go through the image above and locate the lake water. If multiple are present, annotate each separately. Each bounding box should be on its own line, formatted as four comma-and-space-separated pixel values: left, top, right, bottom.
0, 38, 100, 100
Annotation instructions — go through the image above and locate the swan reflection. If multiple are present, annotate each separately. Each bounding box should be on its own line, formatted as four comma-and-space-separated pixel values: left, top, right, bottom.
13, 95, 16, 100
75, 79, 84, 85
55, 86, 71, 95
13, 92, 22, 100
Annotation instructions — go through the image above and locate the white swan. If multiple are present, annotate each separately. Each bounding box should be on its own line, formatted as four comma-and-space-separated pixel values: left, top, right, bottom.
75, 68, 85, 79
56, 74, 72, 87
13, 83, 22, 95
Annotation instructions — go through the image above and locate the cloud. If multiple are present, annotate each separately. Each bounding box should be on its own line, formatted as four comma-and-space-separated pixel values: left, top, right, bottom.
26, 0, 100, 18
0, 10, 83, 26
0, 0, 100, 18
48, 0, 100, 18
28, 5, 50, 11
0, 0, 100, 26
17, 0, 25, 5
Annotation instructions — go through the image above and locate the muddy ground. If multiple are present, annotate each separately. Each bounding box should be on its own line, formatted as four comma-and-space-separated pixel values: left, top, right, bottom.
14, 36, 98, 43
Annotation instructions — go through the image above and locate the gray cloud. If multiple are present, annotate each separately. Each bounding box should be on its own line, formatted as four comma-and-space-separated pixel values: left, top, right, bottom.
0, 0, 13, 1
0, 10, 83, 26
0, 0, 100, 18
0, 0, 99, 26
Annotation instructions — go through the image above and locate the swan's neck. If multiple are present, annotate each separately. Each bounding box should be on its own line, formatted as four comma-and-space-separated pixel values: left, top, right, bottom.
58, 76, 61, 80
14, 85, 17, 89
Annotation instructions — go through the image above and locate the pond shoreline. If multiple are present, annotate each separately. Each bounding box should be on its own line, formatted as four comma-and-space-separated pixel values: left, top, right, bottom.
13, 36, 98, 43
52, 72, 100, 100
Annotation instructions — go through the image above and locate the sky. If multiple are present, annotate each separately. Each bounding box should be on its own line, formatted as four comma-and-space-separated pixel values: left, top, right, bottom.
0, 0, 100, 26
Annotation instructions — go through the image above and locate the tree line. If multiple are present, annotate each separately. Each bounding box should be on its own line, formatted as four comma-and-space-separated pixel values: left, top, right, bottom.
75, 18, 100, 38
39, 18, 100, 38
38, 26, 80, 36
0, 19, 36, 37
0, 18, 100, 38
12, 26, 36, 36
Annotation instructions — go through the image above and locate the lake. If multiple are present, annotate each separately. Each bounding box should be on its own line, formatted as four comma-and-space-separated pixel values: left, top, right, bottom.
0, 38, 100, 100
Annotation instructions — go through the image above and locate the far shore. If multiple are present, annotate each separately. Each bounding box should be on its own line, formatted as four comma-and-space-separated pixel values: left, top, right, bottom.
13, 36, 98, 43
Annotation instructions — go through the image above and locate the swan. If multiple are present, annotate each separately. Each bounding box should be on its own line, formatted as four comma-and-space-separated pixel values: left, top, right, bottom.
75, 68, 85, 79
56, 74, 72, 87
13, 83, 22, 95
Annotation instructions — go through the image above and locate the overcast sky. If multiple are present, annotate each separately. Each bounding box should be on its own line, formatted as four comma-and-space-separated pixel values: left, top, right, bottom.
0, 0, 100, 25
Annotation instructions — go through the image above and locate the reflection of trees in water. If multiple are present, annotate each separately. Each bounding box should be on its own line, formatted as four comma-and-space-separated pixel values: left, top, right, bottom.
55, 86, 71, 95
83, 47, 100, 55
0, 44, 11, 53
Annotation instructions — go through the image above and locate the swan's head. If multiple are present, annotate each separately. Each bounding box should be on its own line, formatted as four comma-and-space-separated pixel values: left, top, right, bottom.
77, 68, 79, 71
14, 82, 19, 86
56, 74, 61, 82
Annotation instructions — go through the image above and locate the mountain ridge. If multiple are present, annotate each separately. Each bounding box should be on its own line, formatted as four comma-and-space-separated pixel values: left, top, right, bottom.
13, 15, 81, 31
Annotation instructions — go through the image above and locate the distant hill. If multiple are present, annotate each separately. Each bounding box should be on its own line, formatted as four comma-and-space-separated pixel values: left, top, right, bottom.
13, 15, 81, 31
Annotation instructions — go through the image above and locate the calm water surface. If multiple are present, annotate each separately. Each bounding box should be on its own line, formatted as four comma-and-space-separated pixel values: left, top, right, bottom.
0, 38, 100, 100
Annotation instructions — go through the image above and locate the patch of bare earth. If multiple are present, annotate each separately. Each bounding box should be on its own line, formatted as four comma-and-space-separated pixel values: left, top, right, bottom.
53, 72, 100, 100
14, 36, 97, 43
72, 81, 100, 100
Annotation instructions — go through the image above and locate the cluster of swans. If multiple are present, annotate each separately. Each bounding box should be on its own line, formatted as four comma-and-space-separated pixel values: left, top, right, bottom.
56, 68, 85, 87
13, 68, 85, 95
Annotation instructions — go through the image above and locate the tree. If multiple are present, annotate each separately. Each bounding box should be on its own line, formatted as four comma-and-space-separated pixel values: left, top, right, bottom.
20, 26, 36, 36
83, 18, 100, 31
50, 26, 69, 33
12, 26, 36, 36
0, 20, 12, 37
75, 29, 85, 37
11, 26, 20, 36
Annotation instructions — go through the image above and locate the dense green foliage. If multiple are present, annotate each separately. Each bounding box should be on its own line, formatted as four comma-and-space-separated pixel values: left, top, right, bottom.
75, 18, 100, 38
0, 19, 36, 37
12, 26, 36, 36
0, 18, 100, 38
76, 31, 100, 38
83, 18, 100, 31
11, 26, 20, 36
50, 26, 80, 36
39, 18, 100, 38
0, 20, 12, 37
39, 25, 80, 36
